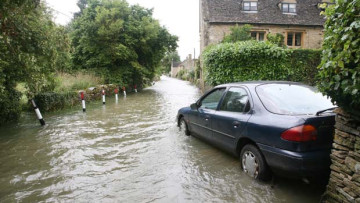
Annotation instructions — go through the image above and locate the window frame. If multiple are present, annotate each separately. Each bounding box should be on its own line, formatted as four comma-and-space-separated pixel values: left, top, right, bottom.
251, 31, 266, 41
286, 31, 303, 47
243, 1, 258, 11
198, 88, 226, 110
282, 3, 296, 14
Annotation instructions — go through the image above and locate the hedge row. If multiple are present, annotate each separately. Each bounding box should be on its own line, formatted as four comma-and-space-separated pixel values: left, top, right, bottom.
33, 84, 139, 112
34, 92, 79, 112
202, 41, 321, 86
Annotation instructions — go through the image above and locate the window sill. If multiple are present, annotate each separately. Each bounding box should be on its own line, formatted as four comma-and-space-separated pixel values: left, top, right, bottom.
242, 11, 258, 13
282, 12, 297, 15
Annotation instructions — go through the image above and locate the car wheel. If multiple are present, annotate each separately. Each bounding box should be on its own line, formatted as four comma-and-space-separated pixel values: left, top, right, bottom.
240, 144, 270, 181
179, 117, 190, 136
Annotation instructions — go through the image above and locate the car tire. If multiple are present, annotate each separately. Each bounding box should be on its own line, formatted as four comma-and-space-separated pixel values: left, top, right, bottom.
240, 144, 270, 181
179, 117, 190, 136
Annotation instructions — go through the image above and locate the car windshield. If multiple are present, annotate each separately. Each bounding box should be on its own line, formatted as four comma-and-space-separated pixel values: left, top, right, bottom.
256, 84, 336, 115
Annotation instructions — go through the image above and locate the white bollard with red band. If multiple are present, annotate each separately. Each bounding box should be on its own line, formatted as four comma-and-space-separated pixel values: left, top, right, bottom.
134, 85, 137, 93
102, 89, 106, 104
115, 88, 119, 101
31, 99, 45, 126
80, 92, 86, 112
122, 86, 126, 97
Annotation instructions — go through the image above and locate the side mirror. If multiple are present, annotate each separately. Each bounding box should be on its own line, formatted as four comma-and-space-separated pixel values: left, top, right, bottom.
190, 103, 198, 110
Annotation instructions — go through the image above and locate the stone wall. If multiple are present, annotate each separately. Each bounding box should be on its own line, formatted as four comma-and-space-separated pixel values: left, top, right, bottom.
323, 108, 360, 203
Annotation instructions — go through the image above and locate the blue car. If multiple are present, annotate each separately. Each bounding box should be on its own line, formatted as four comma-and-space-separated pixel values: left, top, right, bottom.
177, 81, 336, 180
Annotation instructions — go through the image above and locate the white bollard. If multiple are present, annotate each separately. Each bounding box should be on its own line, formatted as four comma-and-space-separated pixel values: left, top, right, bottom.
115, 88, 119, 102
80, 92, 86, 112
123, 86, 126, 97
102, 89, 106, 104
31, 99, 45, 126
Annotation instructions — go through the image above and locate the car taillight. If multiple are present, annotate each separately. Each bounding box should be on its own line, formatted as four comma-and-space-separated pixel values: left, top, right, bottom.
281, 125, 317, 142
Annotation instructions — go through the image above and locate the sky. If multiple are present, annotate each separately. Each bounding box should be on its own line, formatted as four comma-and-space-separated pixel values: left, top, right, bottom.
45, 0, 200, 60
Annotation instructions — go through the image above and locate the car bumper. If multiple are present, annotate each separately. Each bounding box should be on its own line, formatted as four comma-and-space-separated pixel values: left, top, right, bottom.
258, 143, 331, 179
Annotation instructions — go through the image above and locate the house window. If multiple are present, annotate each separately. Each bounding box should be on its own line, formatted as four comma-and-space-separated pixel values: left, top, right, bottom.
251, 31, 265, 41
243, 1, 258, 11
287, 32, 302, 47
282, 3, 296, 13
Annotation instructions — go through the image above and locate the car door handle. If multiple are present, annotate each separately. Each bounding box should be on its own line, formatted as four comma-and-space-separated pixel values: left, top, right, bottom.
205, 115, 210, 121
233, 121, 241, 128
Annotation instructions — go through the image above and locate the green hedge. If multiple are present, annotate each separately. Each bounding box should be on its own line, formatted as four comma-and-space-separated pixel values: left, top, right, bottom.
0, 88, 22, 125
318, 0, 360, 113
34, 92, 79, 112
202, 41, 321, 86
290, 49, 322, 86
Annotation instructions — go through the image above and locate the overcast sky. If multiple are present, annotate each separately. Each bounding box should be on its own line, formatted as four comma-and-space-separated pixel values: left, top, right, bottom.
45, 0, 200, 60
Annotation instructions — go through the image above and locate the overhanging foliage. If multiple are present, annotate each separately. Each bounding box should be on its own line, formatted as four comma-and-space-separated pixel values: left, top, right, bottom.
318, 0, 360, 112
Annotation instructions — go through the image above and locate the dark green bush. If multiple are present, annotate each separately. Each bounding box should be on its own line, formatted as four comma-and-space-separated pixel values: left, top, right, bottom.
203, 41, 291, 86
290, 49, 322, 86
34, 92, 79, 112
318, 0, 360, 113
0, 88, 22, 125
202, 41, 322, 86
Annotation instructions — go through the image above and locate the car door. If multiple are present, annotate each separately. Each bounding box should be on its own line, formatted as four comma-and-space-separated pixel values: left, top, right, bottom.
190, 88, 226, 141
212, 87, 252, 152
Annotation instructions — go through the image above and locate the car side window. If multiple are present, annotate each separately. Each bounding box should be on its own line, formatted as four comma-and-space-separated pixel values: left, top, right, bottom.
199, 88, 226, 110
220, 87, 250, 113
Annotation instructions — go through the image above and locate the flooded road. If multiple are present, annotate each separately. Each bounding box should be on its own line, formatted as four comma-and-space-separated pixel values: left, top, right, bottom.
0, 76, 326, 202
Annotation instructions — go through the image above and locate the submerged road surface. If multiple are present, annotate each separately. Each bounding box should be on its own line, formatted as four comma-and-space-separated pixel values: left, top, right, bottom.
0, 76, 326, 202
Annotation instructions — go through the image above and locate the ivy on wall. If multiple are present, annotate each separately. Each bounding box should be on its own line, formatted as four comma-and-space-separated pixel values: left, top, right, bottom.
318, 0, 360, 113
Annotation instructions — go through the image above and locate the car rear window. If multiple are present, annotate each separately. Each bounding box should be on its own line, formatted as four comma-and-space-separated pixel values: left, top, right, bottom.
256, 84, 336, 115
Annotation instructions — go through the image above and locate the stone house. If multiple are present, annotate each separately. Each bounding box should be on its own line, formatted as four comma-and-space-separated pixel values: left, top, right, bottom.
200, 0, 333, 53
171, 54, 197, 78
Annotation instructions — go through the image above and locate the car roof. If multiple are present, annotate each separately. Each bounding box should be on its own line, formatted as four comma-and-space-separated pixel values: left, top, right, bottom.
215, 81, 307, 88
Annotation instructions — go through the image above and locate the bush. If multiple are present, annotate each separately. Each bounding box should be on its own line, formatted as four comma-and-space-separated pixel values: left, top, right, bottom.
188, 70, 195, 82
34, 92, 79, 112
202, 41, 322, 86
203, 41, 291, 85
222, 24, 252, 43
318, 0, 360, 113
0, 88, 22, 125
290, 49, 322, 86
266, 33, 285, 47
176, 69, 187, 80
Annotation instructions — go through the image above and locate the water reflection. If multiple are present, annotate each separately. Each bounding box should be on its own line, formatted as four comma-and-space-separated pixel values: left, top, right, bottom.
0, 76, 325, 202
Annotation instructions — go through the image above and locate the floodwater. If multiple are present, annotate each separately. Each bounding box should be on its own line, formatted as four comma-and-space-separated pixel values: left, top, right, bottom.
0, 76, 326, 202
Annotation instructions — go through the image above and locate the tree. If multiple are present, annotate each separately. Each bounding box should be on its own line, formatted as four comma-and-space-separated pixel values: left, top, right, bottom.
318, 0, 360, 113
161, 51, 181, 73
70, 0, 178, 86
222, 24, 252, 43
0, 0, 64, 124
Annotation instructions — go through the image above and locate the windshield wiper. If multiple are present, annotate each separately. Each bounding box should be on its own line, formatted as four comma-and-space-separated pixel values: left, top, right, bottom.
315, 107, 337, 116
